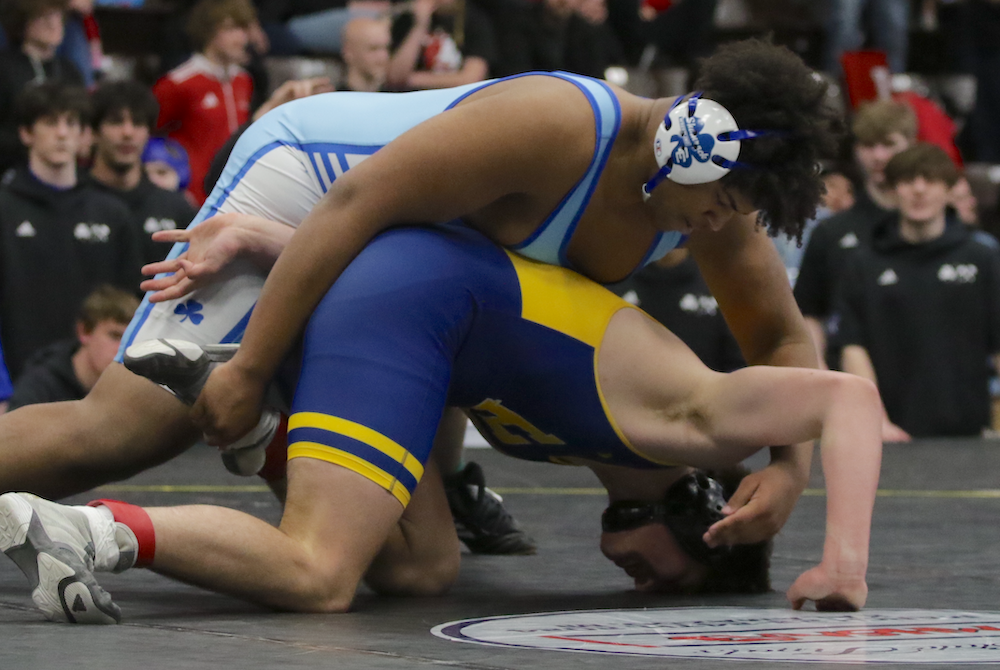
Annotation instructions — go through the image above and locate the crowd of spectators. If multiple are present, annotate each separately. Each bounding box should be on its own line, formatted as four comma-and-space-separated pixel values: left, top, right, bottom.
0, 0, 998, 441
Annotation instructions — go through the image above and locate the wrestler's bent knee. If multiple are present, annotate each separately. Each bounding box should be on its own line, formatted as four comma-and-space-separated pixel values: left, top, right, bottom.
365, 551, 460, 597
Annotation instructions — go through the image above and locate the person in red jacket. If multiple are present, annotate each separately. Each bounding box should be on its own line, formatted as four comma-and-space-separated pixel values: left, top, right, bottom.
152, 0, 256, 205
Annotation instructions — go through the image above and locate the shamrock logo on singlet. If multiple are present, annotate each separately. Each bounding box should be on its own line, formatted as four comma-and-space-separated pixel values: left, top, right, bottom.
174, 300, 204, 325
670, 115, 714, 168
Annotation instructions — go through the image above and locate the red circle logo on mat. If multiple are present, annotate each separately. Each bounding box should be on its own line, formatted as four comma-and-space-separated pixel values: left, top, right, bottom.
432, 608, 1000, 663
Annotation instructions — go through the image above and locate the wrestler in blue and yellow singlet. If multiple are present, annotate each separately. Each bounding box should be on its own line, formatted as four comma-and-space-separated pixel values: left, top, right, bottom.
288, 226, 674, 508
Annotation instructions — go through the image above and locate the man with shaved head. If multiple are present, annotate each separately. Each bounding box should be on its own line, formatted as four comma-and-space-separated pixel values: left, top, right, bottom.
339, 16, 391, 92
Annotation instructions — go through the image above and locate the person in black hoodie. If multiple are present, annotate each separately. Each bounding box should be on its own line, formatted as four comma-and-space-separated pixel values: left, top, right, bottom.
0, 83, 142, 378
836, 143, 1000, 439
87, 81, 197, 268
8, 285, 139, 409
794, 99, 917, 375
0, 0, 84, 176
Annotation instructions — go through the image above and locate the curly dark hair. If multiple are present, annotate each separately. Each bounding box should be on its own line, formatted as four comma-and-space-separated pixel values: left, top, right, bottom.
694, 38, 844, 242
698, 465, 772, 595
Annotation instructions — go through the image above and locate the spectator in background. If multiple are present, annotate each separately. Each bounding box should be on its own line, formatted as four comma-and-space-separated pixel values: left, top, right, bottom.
0, 0, 84, 175
794, 99, 916, 369
143, 138, 192, 194
837, 143, 1000, 439
256, 0, 388, 56
488, 0, 618, 78
338, 15, 391, 91
8, 285, 138, 409
612, 248, 744, 373
388, 0, 496, 89
605, 0, 716, 68
966, 0, 1000, 161
56, 0, 101, 87
153, 0, 256, 205
0, 84, 141, 378
88, 82, 198, 268
952, 175, 980, 226
774, 162, 856, 287
562, 0, 623, 78
825, 0, 909, 74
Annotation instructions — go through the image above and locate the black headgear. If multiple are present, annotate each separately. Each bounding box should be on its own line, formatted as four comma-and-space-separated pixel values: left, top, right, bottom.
601, 472, 733, 567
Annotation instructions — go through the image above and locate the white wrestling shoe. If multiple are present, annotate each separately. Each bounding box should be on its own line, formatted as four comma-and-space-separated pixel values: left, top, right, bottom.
0, 493, 123, 624
123, 339, 279, 476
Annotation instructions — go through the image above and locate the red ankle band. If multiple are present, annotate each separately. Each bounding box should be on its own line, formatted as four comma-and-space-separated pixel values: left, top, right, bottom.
257, 413, 289, 484
88, 499, 156, 568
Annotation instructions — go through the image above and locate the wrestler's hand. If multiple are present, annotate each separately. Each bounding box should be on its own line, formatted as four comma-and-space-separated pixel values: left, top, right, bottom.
703, 457, 806, 547
140, 213, 248, 302
787, 564, 867, 612
192, 358, 267, 447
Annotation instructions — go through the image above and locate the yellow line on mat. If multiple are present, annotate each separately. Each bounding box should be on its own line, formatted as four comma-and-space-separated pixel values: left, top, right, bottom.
94, 484, 1000, 499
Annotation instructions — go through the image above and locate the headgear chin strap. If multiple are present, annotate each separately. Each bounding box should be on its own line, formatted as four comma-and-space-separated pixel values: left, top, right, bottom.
641, 92, 778, 202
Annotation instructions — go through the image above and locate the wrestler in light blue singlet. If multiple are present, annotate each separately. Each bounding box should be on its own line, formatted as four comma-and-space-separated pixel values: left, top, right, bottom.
120, 72, 685, 360
206, 71, 684, 271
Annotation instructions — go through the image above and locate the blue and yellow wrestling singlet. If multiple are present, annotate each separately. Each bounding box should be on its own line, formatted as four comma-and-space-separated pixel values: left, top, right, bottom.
287, 226, 674, 507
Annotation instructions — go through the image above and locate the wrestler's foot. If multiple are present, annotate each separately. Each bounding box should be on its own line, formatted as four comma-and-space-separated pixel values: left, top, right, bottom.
124, 339, 277, 476
0, 493, 122, 624
123, 338, 239, 405
445, 462, 537, 555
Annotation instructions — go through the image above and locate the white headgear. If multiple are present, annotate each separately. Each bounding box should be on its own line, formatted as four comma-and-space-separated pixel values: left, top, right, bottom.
642, 92, 777, 202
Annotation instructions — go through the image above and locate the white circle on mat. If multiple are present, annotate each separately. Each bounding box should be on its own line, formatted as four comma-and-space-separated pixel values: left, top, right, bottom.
432, 608, 1000, 664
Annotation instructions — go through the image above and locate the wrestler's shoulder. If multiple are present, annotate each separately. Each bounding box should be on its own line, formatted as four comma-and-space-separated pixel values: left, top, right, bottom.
462, 74, 641, 118
453, 76, 645, 147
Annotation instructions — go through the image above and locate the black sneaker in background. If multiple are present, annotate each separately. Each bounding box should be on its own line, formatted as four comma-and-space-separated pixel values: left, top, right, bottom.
444, 461, 537, 555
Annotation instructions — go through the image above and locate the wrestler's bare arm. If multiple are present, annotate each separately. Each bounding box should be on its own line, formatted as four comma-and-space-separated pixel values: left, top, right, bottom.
687, 214, 819, 544
694, 364, 882, 611
601, 308, 880, 610
194, 83, 595, 444
687, 215, 814, 368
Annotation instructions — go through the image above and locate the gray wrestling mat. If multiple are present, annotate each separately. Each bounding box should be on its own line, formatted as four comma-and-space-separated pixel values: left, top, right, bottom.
2, 438, 999, 669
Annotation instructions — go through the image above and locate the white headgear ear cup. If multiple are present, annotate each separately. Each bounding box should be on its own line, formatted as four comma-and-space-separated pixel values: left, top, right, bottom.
657, 97, 742, 185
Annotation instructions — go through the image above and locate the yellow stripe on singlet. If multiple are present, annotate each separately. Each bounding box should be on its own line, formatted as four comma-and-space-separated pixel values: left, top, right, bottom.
287, 412, 423, 507
505, 250, 676, 467
286, 441, 412, 507
505, 250, 629, 348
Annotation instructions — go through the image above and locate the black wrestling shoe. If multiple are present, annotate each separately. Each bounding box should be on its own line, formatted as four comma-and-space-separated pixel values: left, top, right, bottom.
444, 462, 537, 555
123, 339, 277, 476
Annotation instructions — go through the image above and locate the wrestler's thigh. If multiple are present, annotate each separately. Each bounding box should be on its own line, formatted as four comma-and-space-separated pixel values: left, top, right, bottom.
18, 364, 200, 489
278, 456, 410, 593
83, 365, 199, 457
597, 308, 754, 468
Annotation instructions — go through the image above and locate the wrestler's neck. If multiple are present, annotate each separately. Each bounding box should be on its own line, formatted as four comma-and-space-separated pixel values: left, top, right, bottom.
591, 463, 694, 502
608, 95, 676, 205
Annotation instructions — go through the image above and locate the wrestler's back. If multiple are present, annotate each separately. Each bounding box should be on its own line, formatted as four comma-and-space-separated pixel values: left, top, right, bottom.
229, 75, 672, 283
